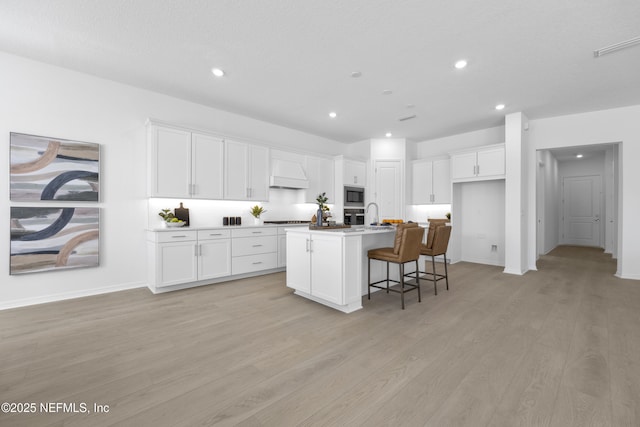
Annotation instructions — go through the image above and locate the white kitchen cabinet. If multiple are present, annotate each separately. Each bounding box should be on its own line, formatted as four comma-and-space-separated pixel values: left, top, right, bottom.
231, 227, 277, 274
197, 230, 231, 280
224, 140, 269, 201
147, 229, 231, 290
344, 159, 366, 187
412, 158, 451, 204
450, 144, 505, 182
147, 123, 224, 199
304, 156, 335, 203
285, 232, 311, 293
286, 231, 343, 305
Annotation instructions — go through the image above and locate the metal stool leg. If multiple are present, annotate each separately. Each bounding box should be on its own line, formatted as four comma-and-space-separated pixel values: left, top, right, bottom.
368, 257, 371, 300
432, 255, 438, 295
415, 260, 421, 302
400, 263, 405, 309
444, 252, 449, 290
386, 261, 390, 293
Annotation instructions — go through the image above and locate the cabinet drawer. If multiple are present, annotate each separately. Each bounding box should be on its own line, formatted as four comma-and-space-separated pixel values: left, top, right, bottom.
197, 229, 231, 240
232, 235, 277, 257
277, 225, 307, 235
155, 230, 197, 243
232, 253, 277, 275
231, 227, 277, 238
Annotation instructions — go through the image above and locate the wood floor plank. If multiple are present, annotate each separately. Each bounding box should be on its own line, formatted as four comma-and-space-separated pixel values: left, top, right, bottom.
1, 246, 638, 427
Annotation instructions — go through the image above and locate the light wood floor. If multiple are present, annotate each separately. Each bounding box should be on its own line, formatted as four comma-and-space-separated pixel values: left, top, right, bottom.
2, 246, 640, 426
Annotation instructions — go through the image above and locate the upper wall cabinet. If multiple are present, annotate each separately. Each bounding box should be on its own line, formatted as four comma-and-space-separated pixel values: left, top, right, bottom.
344, 159, 366, 187
224, 139, 269, 201
147, 123, 224, 199
412, 158, 451, 204
304, 156, 335, 203
450, 144, 505, 182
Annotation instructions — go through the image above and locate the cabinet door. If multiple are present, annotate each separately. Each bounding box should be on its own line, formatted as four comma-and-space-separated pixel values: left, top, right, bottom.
157, 241, 198, 287
224, 140, 249, 200
199, 239, 231, 280
148, 126, 191, 197
248, 145, 269, 201
305, 156, 335, 204
191, 133, 224, 199
432, 159, 451, 204
477, 146, 505, 178
411, 160, 433, 204
451, 152, 477, 180
310, 235, 343, 305
345, 160, 366, 187
286, 233, 311, 293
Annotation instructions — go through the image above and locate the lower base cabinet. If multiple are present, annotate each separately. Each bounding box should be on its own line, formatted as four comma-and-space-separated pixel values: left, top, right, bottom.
147, 226, 287, 293
286, 232, 345, 306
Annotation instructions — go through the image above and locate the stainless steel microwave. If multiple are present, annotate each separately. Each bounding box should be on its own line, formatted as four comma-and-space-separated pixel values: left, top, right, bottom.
344, 186, 365, 207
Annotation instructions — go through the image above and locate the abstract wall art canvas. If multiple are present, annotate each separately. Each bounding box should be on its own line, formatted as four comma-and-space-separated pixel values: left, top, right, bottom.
10, 132, 100, 202
10, 207, 100, 275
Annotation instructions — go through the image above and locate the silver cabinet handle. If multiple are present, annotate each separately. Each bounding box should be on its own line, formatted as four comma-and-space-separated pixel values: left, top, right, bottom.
252, 244, 263, 247
306, 239, 310, 252
252, 231, 262, 234
172, 235, 187, 238
252, 261, 263, 265
209, 233, 223, 236
477, 164, 480, 175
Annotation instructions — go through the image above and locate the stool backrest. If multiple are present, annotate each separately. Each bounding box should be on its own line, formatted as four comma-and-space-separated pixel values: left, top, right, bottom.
393, 223, 419, 254
396, 226, 425, 262
426, 219, 448, 249
431, 225, 452, 255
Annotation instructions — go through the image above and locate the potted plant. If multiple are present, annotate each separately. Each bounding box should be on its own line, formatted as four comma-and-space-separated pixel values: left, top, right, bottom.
250, 205, 266, 225
315, 192, 329, 226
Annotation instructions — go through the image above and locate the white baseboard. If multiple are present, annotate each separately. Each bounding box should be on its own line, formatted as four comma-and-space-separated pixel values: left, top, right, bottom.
615, 272, 640, 281
503, 267, 527, 275
0, 281, 147, 311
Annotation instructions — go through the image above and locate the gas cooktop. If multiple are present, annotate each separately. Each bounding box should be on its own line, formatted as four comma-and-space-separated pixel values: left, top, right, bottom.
263, 220, 311, 224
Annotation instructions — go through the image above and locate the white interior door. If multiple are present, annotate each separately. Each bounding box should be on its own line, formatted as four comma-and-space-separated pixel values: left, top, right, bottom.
375, 161, 401, 221
562, 175, 601, 247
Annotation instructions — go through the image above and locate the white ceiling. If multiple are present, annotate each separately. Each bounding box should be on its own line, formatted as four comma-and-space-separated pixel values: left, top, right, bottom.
1, 1, 639, 143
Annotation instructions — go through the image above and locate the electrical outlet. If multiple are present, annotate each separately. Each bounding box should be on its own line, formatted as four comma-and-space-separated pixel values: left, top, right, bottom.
491, 244, 498, 251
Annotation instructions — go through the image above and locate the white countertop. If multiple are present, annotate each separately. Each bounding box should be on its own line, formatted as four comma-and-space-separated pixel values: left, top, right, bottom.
148, 223, 308, 232
285, 226, 396, 236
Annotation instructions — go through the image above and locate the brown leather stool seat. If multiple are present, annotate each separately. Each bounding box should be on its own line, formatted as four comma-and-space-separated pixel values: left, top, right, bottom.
367, 223, 425, 309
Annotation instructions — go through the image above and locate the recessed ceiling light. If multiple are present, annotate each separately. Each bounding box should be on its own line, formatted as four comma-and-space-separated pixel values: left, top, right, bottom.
351, 71, 362, 78
382, 90, 393, 95
454, 59, 468, 69
385, 132, 392, 137
576, 154, 584, 158
328, 112, 337, 118
495, 104, 505, 110
211, 68, 225, 77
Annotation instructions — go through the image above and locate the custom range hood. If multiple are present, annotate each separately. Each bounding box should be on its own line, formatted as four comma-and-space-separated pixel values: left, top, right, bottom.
269, 158, 309, 189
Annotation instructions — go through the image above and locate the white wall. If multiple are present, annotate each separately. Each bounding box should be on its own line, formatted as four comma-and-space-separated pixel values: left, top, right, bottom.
416, 126, 505, 158
537, 150, 560, 255
456, 180, 506, 266
1, 52, 345, 309
527, 105, 640, 279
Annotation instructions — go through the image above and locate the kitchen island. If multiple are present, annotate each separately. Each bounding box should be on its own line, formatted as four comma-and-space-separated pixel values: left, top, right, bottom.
286, 226, 405, 313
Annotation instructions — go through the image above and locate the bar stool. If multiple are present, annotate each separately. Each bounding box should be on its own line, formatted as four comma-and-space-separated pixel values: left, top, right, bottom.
420, 224, 452, 295
367, 223, 425, 309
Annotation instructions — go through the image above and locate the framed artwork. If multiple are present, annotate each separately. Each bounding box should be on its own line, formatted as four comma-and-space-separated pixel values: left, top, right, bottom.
10, 132, 100, 202
10, 207, 100, 275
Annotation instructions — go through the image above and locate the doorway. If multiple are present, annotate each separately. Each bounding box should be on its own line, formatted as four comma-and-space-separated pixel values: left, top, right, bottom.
536, 143, 618, 261
561, 175, 601, 247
